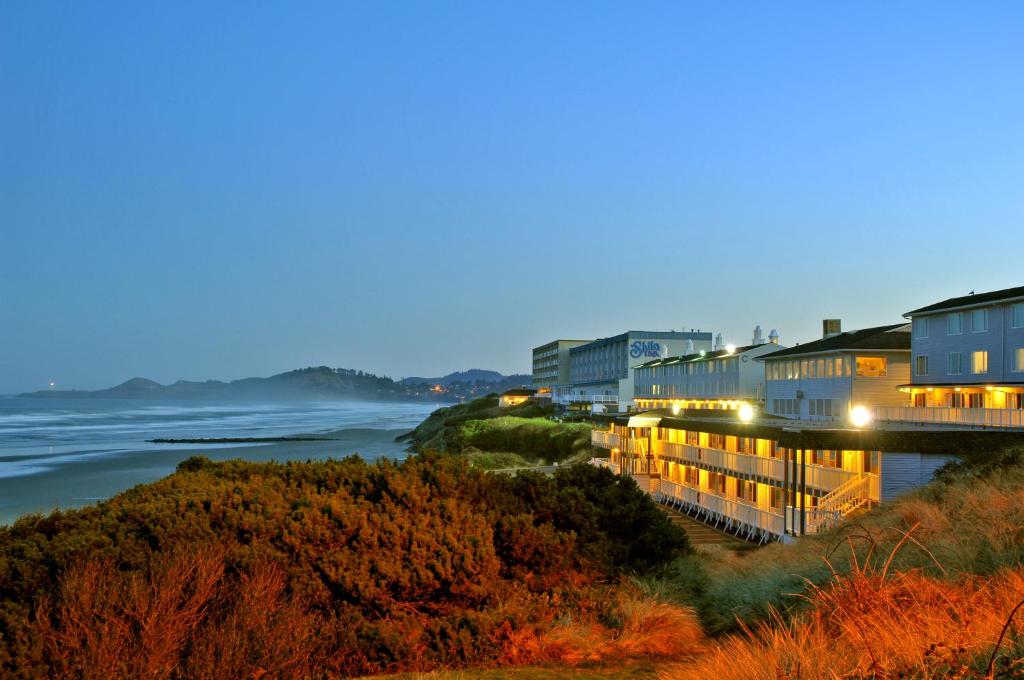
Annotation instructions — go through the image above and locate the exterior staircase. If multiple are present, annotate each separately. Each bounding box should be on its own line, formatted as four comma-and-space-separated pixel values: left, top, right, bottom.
806, 474, 872, 532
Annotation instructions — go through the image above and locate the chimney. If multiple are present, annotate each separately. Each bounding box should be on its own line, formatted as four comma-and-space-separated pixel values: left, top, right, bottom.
752, 325, 764, 345
823, 319, 842, 339
768, 329, 780, 345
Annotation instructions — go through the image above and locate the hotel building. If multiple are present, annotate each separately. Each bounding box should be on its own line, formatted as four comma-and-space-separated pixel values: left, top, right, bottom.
894, 285, 1024, 427
761, 321, 911, 422
554, 330, 713, 412
590, 411, 956, 542
633, 327, 784, 411
531, 339, 591, 399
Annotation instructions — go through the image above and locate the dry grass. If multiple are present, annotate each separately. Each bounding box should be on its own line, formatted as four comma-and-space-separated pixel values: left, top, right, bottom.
536, 592, 704, 666
660, 556, 1024, 679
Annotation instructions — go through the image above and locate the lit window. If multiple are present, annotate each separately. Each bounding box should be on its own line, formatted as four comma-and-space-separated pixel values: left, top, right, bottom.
971, 309, 988, 333
855, 356, 887, 377
1014, 347, 1024, 373
971, 350, 988, 374
947, 312, 962, 335
948, 352, 963, 375
1014, 303, 1024, 329
914, 355, 928, 376
913, 317, 929, 339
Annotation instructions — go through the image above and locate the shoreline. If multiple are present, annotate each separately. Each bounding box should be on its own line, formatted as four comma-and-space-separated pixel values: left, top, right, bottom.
0, 425, 415, 526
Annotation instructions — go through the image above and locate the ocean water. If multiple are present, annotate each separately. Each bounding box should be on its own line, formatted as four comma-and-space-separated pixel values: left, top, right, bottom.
0, 396, 442, 524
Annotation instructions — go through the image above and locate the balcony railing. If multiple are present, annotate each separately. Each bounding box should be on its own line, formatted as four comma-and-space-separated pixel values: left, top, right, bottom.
657, 479, 785, 540
873, 406, 1024, 430
590, 458, 620, 475
590, 430, 621, 449
652, 440, 862, 494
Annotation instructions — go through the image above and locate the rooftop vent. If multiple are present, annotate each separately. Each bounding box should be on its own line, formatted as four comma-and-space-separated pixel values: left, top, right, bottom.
823, 319, 842, 339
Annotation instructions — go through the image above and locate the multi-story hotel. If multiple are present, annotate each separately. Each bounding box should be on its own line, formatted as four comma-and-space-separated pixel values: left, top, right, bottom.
894, 285, 1024, 427
583, 286, 1024, 543
633, 327, 784, 411
554, 330, 713, 412
531, 339, 591, 399
589, 411, 955, 542
761, 321, 911, 422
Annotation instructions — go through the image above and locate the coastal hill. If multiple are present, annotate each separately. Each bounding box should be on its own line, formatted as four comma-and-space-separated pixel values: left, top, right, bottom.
20, 366, 531, 402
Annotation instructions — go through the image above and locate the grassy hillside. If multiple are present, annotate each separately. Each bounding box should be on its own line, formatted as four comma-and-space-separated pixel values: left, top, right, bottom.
0, 455, 691, 678
397, 396, 597, 467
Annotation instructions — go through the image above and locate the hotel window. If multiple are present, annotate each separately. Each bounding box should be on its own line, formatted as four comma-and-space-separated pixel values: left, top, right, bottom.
1014, 303, 1024, 329
949, 392, 965, 408
825, 359, 833, 377
913, 317, 929, 338
968, 393, 984, 408
947, 312, 963, 335
948, 352, 963, 375
844, 356, 852, 377
1014, 347, 1024, 373
855, 356, 887, 377
914, 355, 928, 376
971, 350, 988, 374
971, 308, 988, 332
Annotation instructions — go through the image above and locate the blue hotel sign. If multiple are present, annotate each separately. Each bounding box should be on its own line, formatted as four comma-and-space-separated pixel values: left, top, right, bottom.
630, 341, 662, 358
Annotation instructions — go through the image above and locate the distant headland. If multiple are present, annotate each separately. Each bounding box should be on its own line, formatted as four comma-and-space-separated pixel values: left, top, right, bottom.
19, 366, 530, 402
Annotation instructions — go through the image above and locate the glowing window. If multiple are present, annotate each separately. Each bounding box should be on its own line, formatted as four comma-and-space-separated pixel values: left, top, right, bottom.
855, 356, 887, 377
971, 350, 988, 374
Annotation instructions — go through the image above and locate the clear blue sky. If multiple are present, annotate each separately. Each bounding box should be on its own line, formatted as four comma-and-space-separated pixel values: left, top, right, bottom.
2, 2, 1022, 393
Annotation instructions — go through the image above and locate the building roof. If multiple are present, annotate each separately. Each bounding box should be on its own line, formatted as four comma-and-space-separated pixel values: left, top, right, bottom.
569, 330, 713, 354
904, 285, 1024, 317
501, 388, 537, 397
633, 344, 762, 369
758, 324, 910, 360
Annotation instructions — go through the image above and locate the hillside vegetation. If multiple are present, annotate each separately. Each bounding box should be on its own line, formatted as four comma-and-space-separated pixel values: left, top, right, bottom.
0, 455, 691, 678
397, 396, 597, 467
638, 448, 1024, 678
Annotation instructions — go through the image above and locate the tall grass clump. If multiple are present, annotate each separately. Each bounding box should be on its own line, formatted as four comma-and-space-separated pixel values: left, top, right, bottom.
661, 536, 1024, 679
665, 446, 1024, 635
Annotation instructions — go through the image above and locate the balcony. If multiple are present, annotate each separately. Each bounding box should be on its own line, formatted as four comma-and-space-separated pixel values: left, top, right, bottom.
590, 430, 620, 449
651, 440, 863, 494
873, 406, 1024, 430
656, 479, 785, 540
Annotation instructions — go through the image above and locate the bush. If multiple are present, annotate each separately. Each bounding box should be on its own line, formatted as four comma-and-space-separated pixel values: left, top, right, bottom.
0, 455, 689, 677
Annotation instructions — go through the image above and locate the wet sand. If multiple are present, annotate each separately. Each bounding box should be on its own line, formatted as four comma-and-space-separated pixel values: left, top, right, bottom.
0, 427, 412, 525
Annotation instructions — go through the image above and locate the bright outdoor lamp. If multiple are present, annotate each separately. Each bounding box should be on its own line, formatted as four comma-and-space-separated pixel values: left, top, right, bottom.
738, 403, 754, 423
850, 405, 872, 428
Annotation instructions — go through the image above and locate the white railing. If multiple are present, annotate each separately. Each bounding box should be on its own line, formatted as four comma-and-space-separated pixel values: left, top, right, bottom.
652, 440, 861, 493
873, 406, 1024, 430
803, 474, 872, 532
590, 430, 621, 449
657, 479, 785, 539
590, 458, 620, 475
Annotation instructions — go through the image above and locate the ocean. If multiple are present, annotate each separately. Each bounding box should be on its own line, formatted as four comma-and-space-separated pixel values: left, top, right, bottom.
0, 396, 442, 524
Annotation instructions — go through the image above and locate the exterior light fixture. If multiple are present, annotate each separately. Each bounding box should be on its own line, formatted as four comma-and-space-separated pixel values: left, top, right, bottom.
725, 344, 736, 354
850, 405, 872, 428
672, 403, 681, 416
986, 386, 994, 392
954, 387, 962, 392
738, 403, 754, 423
700, 350, 706, 357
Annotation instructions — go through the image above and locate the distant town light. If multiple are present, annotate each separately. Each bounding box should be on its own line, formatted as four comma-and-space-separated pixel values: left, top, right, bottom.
725, 344, 736, 354
738, 403, 754, 423
850, 405, 872, 428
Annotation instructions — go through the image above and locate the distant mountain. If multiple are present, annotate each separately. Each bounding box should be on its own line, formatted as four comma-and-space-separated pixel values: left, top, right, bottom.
400, 369, 507, 387
21, 367, 531, 403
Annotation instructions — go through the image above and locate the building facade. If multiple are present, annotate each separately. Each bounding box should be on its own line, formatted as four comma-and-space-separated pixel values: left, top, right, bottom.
556, 330, 713, 412
589, 412, 954, 542
761, 322, 911, 422
532, 339, 591, 393
900, 286, 1024, 422
633, 336, 784, 411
